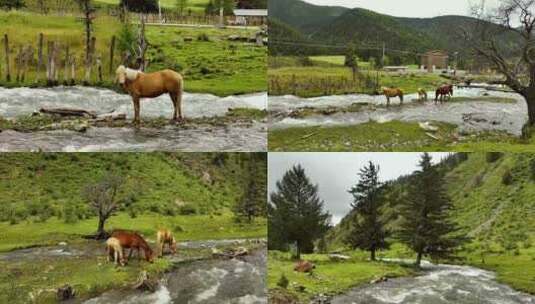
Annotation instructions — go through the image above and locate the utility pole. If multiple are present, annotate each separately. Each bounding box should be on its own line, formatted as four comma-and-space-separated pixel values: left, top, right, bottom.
219, 0, 224, 28
158, 0, 162, 23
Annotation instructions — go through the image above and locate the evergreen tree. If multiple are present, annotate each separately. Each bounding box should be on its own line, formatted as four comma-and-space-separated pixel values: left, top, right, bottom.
120, 0, 158, 13
268, 165, 331, 259
344, 162, 389, 261
234, 153, 267, 222
398, 153, 464, 266
204, 0, 215, 15
0, 0, 25, 9
344, 43, 358, 80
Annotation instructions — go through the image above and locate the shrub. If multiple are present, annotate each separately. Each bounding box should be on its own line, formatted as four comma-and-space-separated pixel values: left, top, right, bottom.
197, 33, 210, 42
63, 204, 79, 224
178, 205, 197, 215
486, 152, 503, 163
277, 274, 289, 289
502, 169, 513, 185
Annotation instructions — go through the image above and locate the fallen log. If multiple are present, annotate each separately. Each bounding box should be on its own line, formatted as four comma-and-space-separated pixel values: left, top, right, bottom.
40, 108, 97, 118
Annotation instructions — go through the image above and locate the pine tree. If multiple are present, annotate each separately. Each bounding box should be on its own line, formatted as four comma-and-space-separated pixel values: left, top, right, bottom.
234, 153, 266, 222
344, 162, 389, 261
398, 153, 464, 266
268, 165, 331, 259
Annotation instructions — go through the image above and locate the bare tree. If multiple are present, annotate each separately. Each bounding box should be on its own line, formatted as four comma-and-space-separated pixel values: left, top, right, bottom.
462, 0, 535, 128
76, 0, 96, 83
83, 174, 125, 239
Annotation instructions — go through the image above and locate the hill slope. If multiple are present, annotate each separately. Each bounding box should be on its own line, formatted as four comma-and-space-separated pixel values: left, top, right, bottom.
328, 153, 535, 250
0, 153, 267, 222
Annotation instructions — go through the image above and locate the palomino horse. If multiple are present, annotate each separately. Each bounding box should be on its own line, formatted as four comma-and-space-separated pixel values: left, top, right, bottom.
106, 237, 126, 266
111, 230, 154, 263
435, 84, 454, 104
156, 229, 177, 257
417, 88, 428, 102
382, 87, 404, 107
115, 65, 184, 125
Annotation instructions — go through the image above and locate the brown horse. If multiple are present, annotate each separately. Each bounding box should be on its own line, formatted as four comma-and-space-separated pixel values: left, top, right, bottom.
435, 84, 454, 103
115, 65, 184, 125
382, 87, 404, 107
156, 229, 177, 257
111, 230, 154, 263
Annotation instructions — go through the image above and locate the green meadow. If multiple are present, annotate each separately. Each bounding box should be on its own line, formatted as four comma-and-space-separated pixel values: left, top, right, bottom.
0, 11, 266, 96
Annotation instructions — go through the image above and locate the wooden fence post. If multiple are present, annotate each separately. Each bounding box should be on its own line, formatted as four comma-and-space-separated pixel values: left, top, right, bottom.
97, 55, 102, 82
4, 34, 10, 82
109, 35, 115, 76
15, 45, 22, 82
63, 45, 70, 85
36, 33, 44, 83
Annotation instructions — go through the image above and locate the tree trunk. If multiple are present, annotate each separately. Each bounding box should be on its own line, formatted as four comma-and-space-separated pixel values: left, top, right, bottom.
4, 34, 10, 82
96, 216, 107, 239
370, 248, 376, 261
36, 33, 43, 83
523, 87, 535, 126
415, 250, 423, 267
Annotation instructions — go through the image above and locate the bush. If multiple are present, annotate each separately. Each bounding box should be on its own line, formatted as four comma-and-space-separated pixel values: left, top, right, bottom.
486, 152, 503, 163
178, 205, 197, 215
277, 274, 289, 289
502, 169, 513, 185
173, 225, 184, 232
197, 33, 210, 42
63, 204, 79, 224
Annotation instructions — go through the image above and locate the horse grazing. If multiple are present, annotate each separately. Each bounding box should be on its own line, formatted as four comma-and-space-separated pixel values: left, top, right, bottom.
382, 87, 404, 107
156, 229, 177, 257
111, 230, 154, 263
115, 65, 184, 125
106, 237, 126, 266
417, 88, 428, 102
435, 84, 454, 104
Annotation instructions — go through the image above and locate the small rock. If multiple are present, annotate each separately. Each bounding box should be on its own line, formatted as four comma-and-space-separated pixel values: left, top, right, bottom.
419, 122, 439, 132
58, 242, 67, 246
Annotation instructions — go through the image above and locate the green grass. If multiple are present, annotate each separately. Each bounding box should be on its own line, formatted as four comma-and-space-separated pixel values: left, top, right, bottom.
268, 250, 415, 302
0, 11, 266, 96
0, 212, 267, 252
269, 65, 447, 97
268, 121, 535, 152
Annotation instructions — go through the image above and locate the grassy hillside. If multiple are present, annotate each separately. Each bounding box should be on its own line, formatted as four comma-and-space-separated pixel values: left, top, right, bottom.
0, 153, 267, 228
324, 153, 535, 294
0, 11, 266, 95
268, 0, 347, 33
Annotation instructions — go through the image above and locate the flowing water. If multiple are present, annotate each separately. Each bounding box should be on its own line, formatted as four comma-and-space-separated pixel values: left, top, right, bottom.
270, 86, 527, 136
0, 86, 267, 151
83, 248, 267, 304
331, 261, 535, 304
0, 240, 267, 304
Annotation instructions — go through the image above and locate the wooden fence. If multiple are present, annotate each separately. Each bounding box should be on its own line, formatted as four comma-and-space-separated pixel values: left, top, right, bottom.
0, 33, 119, 86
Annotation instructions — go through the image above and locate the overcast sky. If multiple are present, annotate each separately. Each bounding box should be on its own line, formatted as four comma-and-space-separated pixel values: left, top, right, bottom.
301, 0, 502, 19
268, 153, 450, 225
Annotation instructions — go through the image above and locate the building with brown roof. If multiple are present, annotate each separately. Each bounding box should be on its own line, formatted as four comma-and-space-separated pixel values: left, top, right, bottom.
420, 50, 449, 72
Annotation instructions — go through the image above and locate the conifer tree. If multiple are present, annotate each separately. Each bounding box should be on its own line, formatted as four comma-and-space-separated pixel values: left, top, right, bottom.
398, 153, 464, 266
268, 165, 331, 259
344, 162, 389, 261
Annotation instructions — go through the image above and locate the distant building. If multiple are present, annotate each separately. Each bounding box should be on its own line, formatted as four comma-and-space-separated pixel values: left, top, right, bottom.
420, 50, 449, 72
383, 66, 409, 73
232, 9, 268, 26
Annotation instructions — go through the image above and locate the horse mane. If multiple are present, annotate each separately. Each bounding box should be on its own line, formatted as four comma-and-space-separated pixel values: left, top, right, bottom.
125, 68, 142, 81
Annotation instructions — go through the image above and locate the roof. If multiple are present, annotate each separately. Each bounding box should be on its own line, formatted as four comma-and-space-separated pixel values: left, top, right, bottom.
233, 9, 268, 16
422, 50, 449, 56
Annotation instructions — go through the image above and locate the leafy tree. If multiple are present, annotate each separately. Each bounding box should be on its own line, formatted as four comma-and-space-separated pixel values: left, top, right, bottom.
398, 153, 464, 266
176, 0, 188, 16
344, 162, 389, 261
268, 165, 331, 259
345, 43, 359, 81
204, 0, 215, 15
120, 0, 158, 13
83, 174, 125, 239
463, 0, 535, 128
0, 0, 25, 9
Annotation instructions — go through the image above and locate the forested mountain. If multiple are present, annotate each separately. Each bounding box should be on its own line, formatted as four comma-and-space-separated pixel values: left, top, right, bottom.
270, 0, 519, 60
326, 153, 535, 251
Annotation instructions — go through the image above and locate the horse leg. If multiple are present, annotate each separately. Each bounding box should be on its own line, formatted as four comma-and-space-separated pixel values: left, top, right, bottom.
169, 93, 178, 122
386, 96, 390, 107
399, 94, 403, 106
177, 88, 183, 122
132, 96, 141, 125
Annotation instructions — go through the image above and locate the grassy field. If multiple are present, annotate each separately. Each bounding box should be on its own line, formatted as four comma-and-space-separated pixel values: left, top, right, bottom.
0, 11, 266, 95
268, 249, 415, 302
269, 121, 535, 152
269, 65, 448, 97
0, 212, 267, 252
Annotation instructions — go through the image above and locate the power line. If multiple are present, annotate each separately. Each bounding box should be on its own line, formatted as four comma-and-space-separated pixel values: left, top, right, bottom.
269, 40, 424, 56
